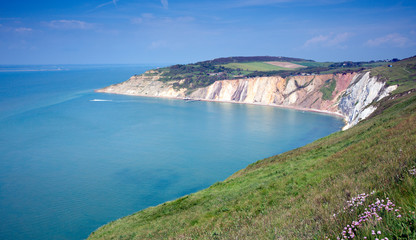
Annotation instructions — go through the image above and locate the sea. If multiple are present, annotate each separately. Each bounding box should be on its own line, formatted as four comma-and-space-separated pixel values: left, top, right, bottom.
0, 64, 344, 240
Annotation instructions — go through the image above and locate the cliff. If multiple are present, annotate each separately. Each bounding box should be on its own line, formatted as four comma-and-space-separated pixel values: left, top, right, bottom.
97, 71, 397, 129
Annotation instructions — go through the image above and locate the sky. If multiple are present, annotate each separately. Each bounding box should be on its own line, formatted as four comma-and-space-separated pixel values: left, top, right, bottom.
0, 0, 416, 64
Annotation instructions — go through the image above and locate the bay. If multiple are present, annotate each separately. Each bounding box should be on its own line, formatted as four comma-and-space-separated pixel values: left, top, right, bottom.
0, 65, 344, 239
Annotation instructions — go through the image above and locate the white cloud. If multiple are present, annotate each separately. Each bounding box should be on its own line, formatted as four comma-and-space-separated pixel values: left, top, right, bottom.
303, 32, 352, 48
161, 0, 169, 9
366, 33, 414, 48
303, 35, 329, 47
47, 20, 93, 30
15, 27, 33, 33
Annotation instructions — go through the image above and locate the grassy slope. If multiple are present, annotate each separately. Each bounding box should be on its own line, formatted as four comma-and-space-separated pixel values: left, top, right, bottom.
371, 57, 416, 93
89, 58, 416, 240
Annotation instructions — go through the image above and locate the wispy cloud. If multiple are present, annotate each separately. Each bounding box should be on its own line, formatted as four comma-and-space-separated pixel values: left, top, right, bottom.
161, 0, 169, 9
225, 0, 349, 8
47, 20, 93, 30
365, 33, 413, 48
131, 14, 194, 25
0, 24, 33, 34
303, 32, 352, 48
15, 27, 33, 33
96, 0, 119, 9
226, 0, 291, 8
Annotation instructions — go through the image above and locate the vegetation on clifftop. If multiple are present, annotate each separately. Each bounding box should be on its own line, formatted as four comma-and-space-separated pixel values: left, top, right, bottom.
370, 55, 416, 93
89, 57, 416, 240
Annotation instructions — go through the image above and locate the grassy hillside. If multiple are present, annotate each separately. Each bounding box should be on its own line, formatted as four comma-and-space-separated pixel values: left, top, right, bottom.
371, 56, 416, 93
89, 57, 416, 239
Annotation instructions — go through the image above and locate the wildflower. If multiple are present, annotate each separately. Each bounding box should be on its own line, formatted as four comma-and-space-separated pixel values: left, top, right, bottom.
397, 214, 402, 218
377, 230, 381, 234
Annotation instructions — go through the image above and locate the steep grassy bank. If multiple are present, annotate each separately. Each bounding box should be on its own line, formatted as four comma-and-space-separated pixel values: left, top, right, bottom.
89, 59, 416, 239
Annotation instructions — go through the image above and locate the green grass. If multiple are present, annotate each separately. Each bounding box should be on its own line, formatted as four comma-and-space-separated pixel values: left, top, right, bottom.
370, 57, 416, 93
89, 58, 416, 240
320, 78, 337, 100
221, 62, 292, 71
292, 61, 334, 68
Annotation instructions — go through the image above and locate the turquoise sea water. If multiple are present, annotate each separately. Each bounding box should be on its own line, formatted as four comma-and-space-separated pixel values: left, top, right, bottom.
0, 65, 344, 240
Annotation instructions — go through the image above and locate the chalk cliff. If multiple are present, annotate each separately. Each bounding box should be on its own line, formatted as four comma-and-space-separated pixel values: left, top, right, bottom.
338, 72, 397, 130
97, 70, 396, 129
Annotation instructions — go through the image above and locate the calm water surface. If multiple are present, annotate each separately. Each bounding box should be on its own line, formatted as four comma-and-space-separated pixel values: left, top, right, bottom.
0, 65, 344, 239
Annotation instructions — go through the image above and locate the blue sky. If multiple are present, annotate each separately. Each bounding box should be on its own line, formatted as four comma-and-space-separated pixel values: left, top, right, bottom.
1, 0, 415, 64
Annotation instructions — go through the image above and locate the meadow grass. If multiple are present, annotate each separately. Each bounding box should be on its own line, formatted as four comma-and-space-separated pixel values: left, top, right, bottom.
292, 61, 334, 68
89, 59, 416, 240
371, 56, 416, 93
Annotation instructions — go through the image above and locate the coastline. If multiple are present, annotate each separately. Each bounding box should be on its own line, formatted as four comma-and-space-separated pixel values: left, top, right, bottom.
95, 89, 347, 122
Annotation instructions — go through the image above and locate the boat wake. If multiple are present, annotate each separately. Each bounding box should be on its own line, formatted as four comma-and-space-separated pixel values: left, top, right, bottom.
90, 99, 113, 102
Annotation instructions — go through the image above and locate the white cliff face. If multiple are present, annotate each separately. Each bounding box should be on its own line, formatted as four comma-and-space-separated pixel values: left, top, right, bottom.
338, 72, 397, 130
97, 70, 397, 130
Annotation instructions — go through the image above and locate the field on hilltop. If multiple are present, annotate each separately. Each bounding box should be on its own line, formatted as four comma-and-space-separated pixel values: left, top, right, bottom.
89, 57, 416, 239
220, 61, 302, 72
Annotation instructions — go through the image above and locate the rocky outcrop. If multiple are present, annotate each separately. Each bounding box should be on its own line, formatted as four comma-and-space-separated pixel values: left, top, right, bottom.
97, 70, 397, 130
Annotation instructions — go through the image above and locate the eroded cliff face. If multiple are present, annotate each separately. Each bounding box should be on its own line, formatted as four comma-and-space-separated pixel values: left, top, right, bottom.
188, 73, 355, 114
338, 72, 397, 130
97, 70, 396, 129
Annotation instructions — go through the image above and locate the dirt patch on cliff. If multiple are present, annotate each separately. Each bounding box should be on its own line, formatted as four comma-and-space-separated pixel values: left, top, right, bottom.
265, 61, 307, 69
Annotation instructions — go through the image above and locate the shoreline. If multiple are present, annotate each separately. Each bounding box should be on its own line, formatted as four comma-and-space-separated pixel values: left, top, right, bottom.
95, 89, 347, 123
